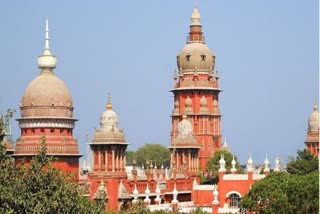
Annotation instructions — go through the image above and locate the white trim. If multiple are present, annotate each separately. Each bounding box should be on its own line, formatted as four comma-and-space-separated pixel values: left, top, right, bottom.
226, 191, 242, 198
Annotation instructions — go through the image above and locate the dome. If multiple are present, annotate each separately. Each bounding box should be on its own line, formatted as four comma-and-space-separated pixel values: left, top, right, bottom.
177, 42, 215, 74
185, 96, 192, 107
177, 116, 192, 138
20, 71, 73, 118
200, 96, 207, 107
308, 104, 319, 132
100, 108, 119, 131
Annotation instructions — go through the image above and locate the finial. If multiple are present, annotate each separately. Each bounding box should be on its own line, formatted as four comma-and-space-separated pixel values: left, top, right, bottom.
37, 19, 57, 69
313, 103, 318, 111
182, 114, 187, 120
45, 19, 49, 50
191, 4, 201, 26
106, 92, 112, 110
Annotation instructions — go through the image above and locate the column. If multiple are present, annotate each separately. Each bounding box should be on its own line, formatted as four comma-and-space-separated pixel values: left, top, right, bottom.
112, 147, 115, 172
105, 148, 108, 172
98, 149, 101, 171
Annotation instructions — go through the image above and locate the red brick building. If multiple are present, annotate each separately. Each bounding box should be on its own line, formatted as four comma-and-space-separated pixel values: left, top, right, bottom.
13, 20, 82, 178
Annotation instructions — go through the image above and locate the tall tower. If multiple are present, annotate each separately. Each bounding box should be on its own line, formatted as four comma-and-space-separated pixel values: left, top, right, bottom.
305, 104, 319, 156
88, 96, 128, 210
13, 20, 81, 177
171, 6, 222, 171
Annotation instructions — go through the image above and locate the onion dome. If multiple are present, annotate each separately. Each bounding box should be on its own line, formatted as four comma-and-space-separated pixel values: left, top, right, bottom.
173, 100, 180, 115
177, 6, 215, 74
183, 96, 194, 115
100, 95, 119, 131
92, 95, 126, 144
308, 104, 319, 132
212, 99, 220, 115
218, 154, 226, 172
20, 20, 73, 118
246, 154, 254, 172
199, 95, 209, 114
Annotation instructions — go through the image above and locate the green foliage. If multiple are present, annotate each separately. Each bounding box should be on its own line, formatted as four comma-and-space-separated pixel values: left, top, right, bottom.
135, 144, 170, 167
286, 149, 318, 175
206, 150, 244, 184
0, 137, 108, 214
240, 149, 319, 214
120, 200, 150, 214
126, 150, 136, 165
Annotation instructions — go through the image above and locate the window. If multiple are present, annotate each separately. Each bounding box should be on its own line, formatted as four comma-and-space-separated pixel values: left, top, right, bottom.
229, 193, 240, 208
185, 53, 191, 61
201, 54, 206, 61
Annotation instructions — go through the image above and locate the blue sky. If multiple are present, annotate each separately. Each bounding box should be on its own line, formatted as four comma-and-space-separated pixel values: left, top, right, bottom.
0, 1, 318, 165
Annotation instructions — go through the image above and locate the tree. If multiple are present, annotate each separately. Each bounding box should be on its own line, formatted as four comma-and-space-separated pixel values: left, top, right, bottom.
240, 172, 319, 213
135, 144, 170, 167
0, 137, 110, 214
240, 149, 319, 213
206, 149, 244, 184
286, 149, 318, 175
126, 151, 136, 165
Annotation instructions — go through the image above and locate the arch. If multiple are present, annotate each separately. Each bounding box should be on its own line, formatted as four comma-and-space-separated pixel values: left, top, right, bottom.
225, 191, 242, 198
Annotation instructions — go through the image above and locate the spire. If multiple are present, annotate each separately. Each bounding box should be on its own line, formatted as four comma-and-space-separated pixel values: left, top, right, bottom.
37, 19, 57, 69
106, 93, 112, 110
263, 154, 270, 174
45, 19, 50, 50
188, 5, 204, 42
191, 4, 201, 26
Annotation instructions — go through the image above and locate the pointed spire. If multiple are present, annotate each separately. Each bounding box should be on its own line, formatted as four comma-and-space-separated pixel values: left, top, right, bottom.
45, 19, 50, 50
274, 155, 281, 172
191, 4, 201, 26
188, 5, 204, 42
218, 154, 226, 172
247, 153, 254, 173
231, 155, 237, 174
37, 19, 57, 69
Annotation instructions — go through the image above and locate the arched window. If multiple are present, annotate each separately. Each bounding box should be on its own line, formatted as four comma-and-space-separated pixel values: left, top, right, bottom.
229, 193, 240, 208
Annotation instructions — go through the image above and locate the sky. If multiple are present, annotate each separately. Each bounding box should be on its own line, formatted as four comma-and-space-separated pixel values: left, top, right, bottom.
0, 1, 318, 165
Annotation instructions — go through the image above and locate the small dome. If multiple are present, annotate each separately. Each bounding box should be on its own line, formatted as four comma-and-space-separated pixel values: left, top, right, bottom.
177, 43, 215, 74
174, 100, 180, 108
308, 104, 319, 132
212, 99, 218, 107
200, 96, 207, 107
20, 71, 73, 118
177, 116, 192, 138
185, 96, 192, 107
100, 98, 119, 131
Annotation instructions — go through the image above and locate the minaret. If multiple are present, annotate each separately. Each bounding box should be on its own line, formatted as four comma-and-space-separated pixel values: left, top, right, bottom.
171, 5, 222, 171
88, 95, 128, 211
305, 104, 319, 157
14, 20, 81, 178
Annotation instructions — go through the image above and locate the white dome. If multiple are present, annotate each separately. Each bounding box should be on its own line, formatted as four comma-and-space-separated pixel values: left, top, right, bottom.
308, 104, 319, 132
177, 116, 192, 138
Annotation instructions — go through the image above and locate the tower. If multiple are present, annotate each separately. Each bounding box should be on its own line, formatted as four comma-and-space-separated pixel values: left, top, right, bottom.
171, 6, 222, 171
169, 115, 200, 177
13, 20, 81, 178
88, 95, 128, 210
305, 104, 319, 156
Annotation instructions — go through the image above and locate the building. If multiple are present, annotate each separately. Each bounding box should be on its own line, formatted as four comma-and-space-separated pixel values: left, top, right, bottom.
171, 6, 222, 172
305, 104, 319, 157
13, 20, 82, 178
8, 5, 318, 214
